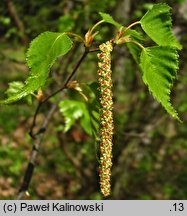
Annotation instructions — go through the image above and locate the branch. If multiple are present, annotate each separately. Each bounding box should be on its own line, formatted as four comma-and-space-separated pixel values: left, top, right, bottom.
59, 43, 80, 82
29, 102, 43, 139
17, 95, 62, 199
29, 48, 89, 137
43, 48, 89, 102
89, 48, 100, 52
17, 49, 89, 199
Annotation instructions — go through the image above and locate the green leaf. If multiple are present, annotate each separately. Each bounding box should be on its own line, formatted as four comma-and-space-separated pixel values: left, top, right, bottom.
59, 99, 99, 136
125, 29, 144, 63
126, 43, 142, 64
5, 81, 24, 97
99, 12, 122, 29
59, 100, 88, 133
140, 46, 181, 121
125, 29, 144, 42
140, 3, 182, 50
1, 32, 73, 104
5, 81, 32, 105
82, 82, 100, 138
59, 82, 100, 136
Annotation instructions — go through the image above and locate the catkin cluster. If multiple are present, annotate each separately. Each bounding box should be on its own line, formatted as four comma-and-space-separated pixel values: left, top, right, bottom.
97, 41, 114, 197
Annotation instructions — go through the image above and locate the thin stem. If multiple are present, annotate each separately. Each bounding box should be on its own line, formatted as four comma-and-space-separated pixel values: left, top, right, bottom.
42, 48, 89, 103
29, 102, 42, 138
29, 48, 89, 137
90, 20, 105, 34
89, 48, 100, 53
17, 94, 63, 200
65, 32, 85, 44
128, 39, 145, 50
123, 21, 141, 34
17, 48, 89, 199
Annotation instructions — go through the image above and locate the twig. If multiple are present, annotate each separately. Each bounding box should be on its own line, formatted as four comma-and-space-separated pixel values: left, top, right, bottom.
44, 47, 89, 101
17, 96, 61, 199
17, 49, 89, 199
29, 48, 89, 137
29, 102, 42, 139
123, 21, 141, 34
59, 43, 80, 81
89, 48, 100, 52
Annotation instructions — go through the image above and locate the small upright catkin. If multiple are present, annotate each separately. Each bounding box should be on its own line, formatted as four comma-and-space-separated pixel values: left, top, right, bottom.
97, 41, 114, 197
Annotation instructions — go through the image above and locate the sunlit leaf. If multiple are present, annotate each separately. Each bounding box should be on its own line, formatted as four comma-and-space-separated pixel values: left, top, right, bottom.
1, 32, 73, 104
99, 12, 122, 29
140, 3, 182, 49
140, 46, 181, 121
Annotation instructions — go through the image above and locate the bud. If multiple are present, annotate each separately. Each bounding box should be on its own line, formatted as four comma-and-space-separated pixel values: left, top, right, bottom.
36, 89, 44, 102
97, 41, 114, 197
67, 80, 88, 101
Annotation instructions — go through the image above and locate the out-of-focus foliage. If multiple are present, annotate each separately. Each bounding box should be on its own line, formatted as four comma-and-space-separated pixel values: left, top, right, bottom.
58, 15, 75, 32
5, 81, 32, 105
0, 0, 187, 200
59, 82, 100, 136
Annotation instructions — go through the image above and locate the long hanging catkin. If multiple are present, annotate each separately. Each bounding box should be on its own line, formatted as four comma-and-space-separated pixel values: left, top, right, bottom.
97, 41, 114, 197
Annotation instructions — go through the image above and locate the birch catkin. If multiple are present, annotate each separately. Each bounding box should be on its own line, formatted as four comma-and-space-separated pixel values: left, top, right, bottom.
97, 41, 114, 197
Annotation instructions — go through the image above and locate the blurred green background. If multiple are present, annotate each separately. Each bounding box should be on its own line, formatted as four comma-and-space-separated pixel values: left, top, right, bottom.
0, 0, 187, 199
